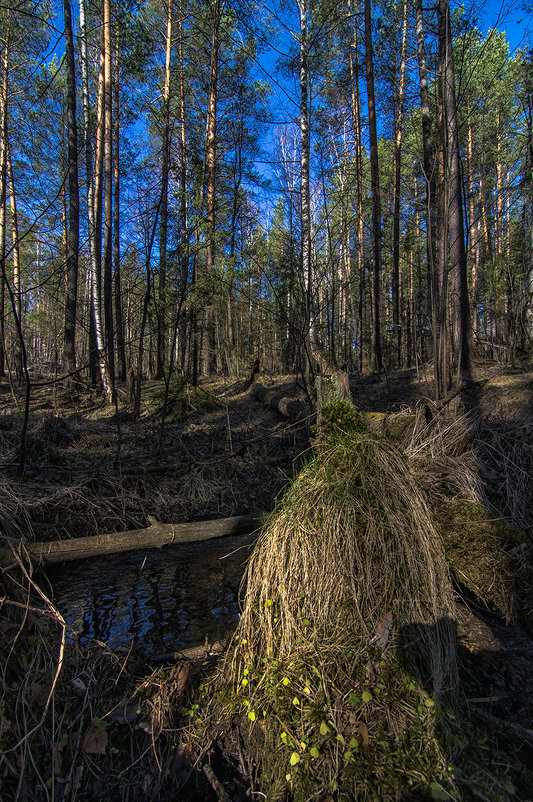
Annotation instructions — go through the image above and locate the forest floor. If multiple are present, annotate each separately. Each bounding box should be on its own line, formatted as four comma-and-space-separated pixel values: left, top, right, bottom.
0, 359, 532, 800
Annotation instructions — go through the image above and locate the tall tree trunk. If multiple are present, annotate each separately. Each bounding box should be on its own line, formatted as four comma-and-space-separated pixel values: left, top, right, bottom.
7, 146, 21, 378
114, 19, 126, 381
438, 0, 469, 378
297, 0, 313, 383
62, 0, 80, 381
364, 0, 382, 372
103, 0, 115, 391
415, 0, 439, 394
348, 0, 365, 372
466, 113, 480, 339
203, 0, 221, 375
156, 0, 173, 379
0, 23, 8, 378
391, 0, 407, 367
80, 0, 112, 399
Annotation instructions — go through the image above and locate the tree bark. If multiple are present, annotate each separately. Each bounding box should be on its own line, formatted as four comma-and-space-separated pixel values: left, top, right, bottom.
114, 21, 126, 382
83, 0, 113, 400
3, 515, 264, 566
364, 0, 383, 372
415, 0, 439, 394
203, 0, 221, 375
156, 0, 173, 379
0, 19, 9, 379
391, 0, 407, 367
62, 0, 80, 381
297, 0, 313, 383
438, 0, 469, 378
103, 0, 115, 390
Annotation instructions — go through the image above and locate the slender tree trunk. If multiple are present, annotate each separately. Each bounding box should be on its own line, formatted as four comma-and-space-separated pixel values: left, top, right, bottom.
156, 0, 173, 379
348, 0, 365, 372
103, 0, 115, 390
466, 113, 480, 338
438, 0, 469, 378
0, 25, 8, 378
80, 0, 112, 399
63, 0, 80, 381
7, 145, 21, 378
364, 0, 382, 372
114, 23, 126, 382
203, 0, 221, 375
297, 0, 314, 383
392, 0, 407, 367
415, 0, 439, 394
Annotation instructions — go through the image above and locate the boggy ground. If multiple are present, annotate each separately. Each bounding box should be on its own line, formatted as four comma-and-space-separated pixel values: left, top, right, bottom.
0, 360, 532, 800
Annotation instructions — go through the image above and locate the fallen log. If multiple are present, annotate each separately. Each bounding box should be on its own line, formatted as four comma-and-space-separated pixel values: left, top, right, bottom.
251, 382, 309, 420
1, 513, 264, 566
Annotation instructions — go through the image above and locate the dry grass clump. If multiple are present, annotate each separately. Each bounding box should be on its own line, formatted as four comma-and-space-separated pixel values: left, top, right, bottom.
239, 421, 456, 697
204, 406, 459, 799
404, 406, 533, 626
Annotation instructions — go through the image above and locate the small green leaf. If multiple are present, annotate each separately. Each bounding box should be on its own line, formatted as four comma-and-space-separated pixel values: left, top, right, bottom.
349, 737, 359, 748
264, 599, 273, 608
60, 733, 69, 747
280, 732, 290, 745
248, 710, 256, 721
292, 696, 300, 706
282, 677, 290, 686
424, 697, 435, 708
289, 752, 300, 765
309, 746, 320, 758
429, 782, 452, 800
241, 678, 248, 686
336, 733, 345, 744
302, 619, 311, 627
319, 721, 331, 736
348, 692, 361, 705
362, 690, 373, 703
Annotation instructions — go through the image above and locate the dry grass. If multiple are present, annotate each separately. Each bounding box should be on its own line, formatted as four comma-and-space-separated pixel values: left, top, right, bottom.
198, 409, 460, 799
238, 422, 457, 699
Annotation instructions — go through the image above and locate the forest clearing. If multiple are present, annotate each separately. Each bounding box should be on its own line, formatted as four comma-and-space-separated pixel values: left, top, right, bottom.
1, 362, 532, 800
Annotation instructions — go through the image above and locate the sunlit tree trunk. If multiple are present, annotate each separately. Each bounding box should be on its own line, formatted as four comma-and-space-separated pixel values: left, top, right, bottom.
466, 113, 480, 338
7, 146, 21, 378
62, 0, 80, 380
349, 0, 365, 371
103, 0, 115, 390
392, 0, 407, 367
438, 0, 469, 378
364, 0, 382, 372
0, 25, 8, 378
203, 0, 221, 375
80, 0, 112, 399
415, 0, 439, 394
297, 0, 314, 383
114, 22, 126, 382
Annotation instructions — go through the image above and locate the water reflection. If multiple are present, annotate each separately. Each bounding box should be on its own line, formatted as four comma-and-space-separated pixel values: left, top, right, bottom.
49, 533, 256, 656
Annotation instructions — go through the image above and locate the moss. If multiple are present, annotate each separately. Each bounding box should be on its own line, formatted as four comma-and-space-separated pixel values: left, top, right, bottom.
315, 399, 368, 442
437, 497, 531, 626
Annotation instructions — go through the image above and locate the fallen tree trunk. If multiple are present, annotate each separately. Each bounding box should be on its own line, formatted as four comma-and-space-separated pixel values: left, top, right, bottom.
2, 514, 264, 566
251, 382, 309, 420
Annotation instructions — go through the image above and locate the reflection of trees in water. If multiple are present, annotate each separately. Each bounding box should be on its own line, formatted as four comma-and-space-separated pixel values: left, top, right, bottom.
51, 535, 254, 654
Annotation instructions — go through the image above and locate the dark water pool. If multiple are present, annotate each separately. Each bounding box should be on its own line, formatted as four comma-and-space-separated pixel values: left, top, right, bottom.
48, 533, 256, 657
